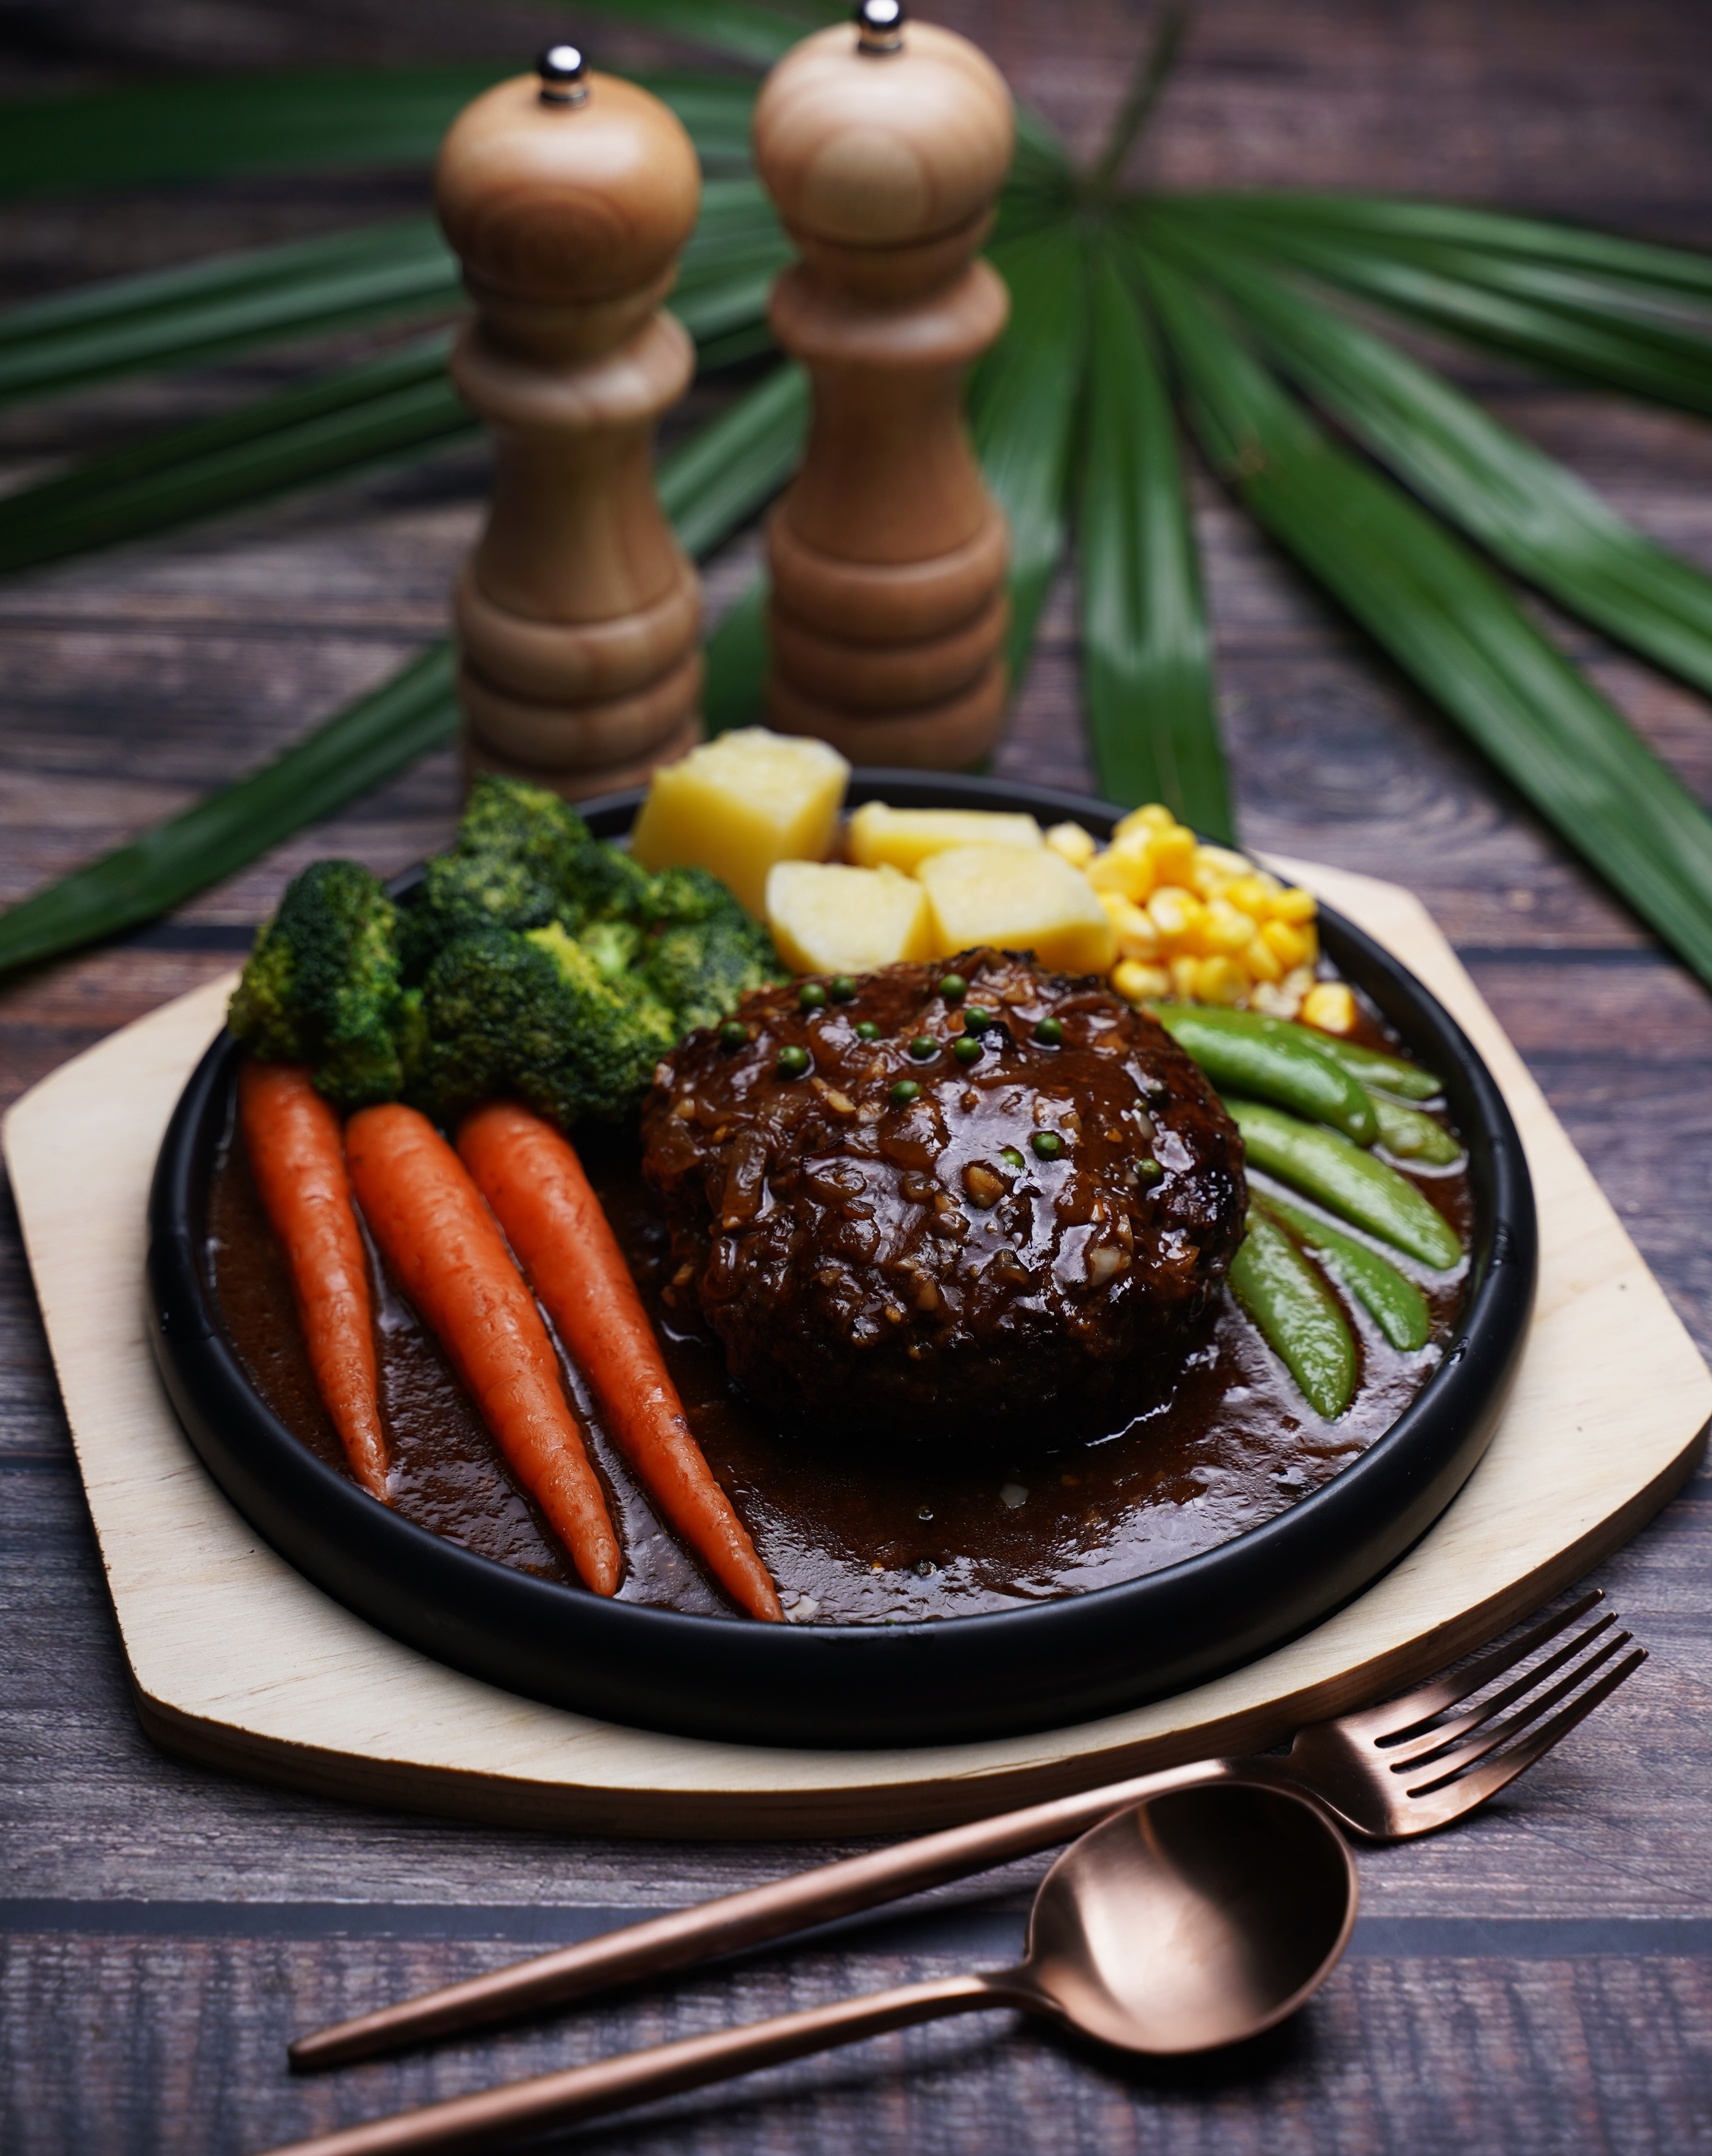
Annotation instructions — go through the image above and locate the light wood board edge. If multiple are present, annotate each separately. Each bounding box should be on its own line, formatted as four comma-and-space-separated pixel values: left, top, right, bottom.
5, 873, 1708, 1839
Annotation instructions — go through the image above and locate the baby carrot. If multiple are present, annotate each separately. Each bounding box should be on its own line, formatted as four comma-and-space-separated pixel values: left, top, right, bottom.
345, 1103, 621, 1596
458, 1101, 784, 1623
238, 1061, 389, 1501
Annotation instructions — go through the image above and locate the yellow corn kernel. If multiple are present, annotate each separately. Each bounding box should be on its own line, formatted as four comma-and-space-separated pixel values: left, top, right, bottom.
1194, 954, 1250, 1006
1113, 802, 1175, 842
1099, 892, 1161, 959
1169, 954, 1201, 999
1243, 932, 1283, 985
1302, 981, 1356, 1034
1225, 875, 1275, 922
1269, 885, 1318, 925
1197, 899, 1258, 956
1296, 920, 1319, 965
1112, 958, 1172, 1002
1261, 918, 1309, 970
1190, 844, 1252, 894
1148, 825, 1199, 888
1146, 884, 1203, 949
1044, 820, 1098, 869
1087, 842, 1153, 903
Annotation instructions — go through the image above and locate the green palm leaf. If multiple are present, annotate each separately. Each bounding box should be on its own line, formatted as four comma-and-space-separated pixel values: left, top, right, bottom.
0, 220, 456, 407
1136, 248, 1712, 989
0, 245, 784, 575
1174, 192, 1712, 303
0, 177, 786, 411
574, 0, 843, 67
0, 646, 460, 982
1169, 206, 1712, 416
970, 224, 1090, 688
0, 67, 761, 197
702, 577, 772, 738
1078, 247, 1229, 835
0, 337, 466, 576
0, 228, 458, 413
0, 360, 808, 978
1152, 221, 1712, 701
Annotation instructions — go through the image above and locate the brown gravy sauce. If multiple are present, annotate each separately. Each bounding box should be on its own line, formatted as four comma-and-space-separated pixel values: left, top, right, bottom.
206, 1002, 1473, 1626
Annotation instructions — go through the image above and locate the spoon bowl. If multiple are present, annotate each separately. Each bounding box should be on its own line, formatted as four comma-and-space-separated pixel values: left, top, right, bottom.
1020, 1782, 1360, 2053
261, 1779, 1358, 2155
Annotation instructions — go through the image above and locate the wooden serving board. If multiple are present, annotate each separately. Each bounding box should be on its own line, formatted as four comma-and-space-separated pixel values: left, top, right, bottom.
5, 863, 1707, 1838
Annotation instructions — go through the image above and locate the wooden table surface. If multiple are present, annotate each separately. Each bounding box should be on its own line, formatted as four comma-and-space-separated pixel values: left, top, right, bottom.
4, 3, 1711, 2150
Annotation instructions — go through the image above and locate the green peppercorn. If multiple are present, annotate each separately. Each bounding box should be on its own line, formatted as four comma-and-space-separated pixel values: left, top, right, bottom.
718, 1020, 747, 1051
856, 1020, 881, 1042
890, 1079, 922, 1106
798, 981, 828, 1010
1031, 1130, 1064, 1160
1136, 1156, 1163, 1185
1000, 1145, 1025, 1173
938, 973, 967, 1003
777, 1044, 810, 1078
952, 1036, 983, 1065
829, 976, 857, 1003
1034, 1017, 1064, 1046
909, 1035, 938, 1060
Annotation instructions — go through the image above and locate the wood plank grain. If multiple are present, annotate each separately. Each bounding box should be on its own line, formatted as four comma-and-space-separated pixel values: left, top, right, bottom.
4, 1, 1712, 2149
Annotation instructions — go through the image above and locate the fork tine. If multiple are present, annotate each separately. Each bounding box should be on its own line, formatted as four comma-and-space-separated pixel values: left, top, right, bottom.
1380, 1611, 1619, 1768
1397, 1646, 1647, 1823
1404, 1634, 1639, 1793
1353, 1587, 1605, 1743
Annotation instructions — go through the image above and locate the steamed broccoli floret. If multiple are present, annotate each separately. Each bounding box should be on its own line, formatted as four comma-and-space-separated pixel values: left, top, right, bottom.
409, 921, 677, 1131
526, 923, 678, 1119
402, 775, 656, 975
456, 770, 654, 927
228, 859, 409, 1108
579, 917, 644, 981
456, 772, 590, 888
560, 830, 655, 928
639, 868, 785, 1032
231, 780, 784, 1130
400, 776, 582, 974
401, 848, 560, 975
639, 864, 732, 927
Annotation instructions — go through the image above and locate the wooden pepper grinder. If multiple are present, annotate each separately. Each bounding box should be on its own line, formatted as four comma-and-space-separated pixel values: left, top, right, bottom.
435, 46, 705, 798
753, 0, 1015, 767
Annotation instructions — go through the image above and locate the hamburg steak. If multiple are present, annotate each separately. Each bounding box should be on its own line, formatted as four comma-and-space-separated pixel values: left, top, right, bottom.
641, 950, 1247, 1442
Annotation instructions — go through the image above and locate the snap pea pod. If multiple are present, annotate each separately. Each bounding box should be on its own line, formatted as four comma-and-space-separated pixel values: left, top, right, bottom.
1229, 1209, 1357, 1419
1367, 1088, 1463, 1166
1150, 1002, 1377, 1143
1224, 1096, 1464, 1270
1256, 1187, 1431, 1352
1302, 1030, 1443, 1102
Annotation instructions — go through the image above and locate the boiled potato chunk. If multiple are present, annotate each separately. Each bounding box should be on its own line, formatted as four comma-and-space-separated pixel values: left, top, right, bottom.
766, 861, 935, 976
847, 801, 1043, 876
630, 727, 849, 917
918, 844, 1117, 973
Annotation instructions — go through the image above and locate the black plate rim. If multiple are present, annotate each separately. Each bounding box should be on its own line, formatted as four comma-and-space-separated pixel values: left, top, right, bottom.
146, 769, 1536, 1749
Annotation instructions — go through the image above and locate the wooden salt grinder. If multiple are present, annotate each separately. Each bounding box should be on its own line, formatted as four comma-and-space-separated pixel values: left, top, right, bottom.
753, 0, 1015, 768
435, 46, 704, 799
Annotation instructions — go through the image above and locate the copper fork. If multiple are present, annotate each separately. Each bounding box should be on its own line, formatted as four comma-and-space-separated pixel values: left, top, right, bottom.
290, 1586, 1641, 2073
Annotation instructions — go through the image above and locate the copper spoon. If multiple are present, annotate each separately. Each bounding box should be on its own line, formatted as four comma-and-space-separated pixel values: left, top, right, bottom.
259, 1782, 1357, 2156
